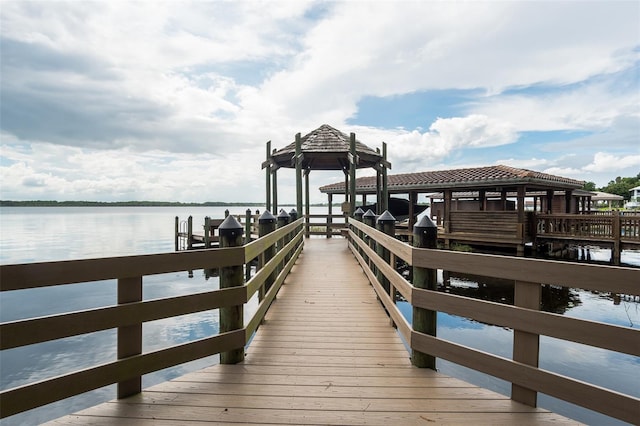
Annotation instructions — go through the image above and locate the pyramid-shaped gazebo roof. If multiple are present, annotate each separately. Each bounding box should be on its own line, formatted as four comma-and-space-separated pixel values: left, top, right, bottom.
270, 124, 384, 170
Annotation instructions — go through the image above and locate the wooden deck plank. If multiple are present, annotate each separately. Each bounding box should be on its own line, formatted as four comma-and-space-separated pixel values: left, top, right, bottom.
108, 392, 544, 411
60, 405, 580, 425
48, 238, 580, 425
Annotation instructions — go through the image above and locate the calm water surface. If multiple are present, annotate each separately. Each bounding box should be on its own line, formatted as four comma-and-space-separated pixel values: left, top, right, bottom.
1, 207, 638, 425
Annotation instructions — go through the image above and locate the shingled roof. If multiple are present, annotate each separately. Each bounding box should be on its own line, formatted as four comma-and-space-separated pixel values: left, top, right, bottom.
319, 165, 585, 194
270, 124, 384, 170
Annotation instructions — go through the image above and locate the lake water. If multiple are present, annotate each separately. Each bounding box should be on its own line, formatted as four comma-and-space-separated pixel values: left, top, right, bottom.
1, 206, 638, 425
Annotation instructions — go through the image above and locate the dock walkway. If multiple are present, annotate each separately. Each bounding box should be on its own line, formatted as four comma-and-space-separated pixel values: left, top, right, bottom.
49, 238, 578, 425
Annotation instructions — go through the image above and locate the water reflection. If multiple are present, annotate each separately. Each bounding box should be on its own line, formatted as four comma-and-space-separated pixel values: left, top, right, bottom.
441, 271, 583, 314
2, 207, 638, 426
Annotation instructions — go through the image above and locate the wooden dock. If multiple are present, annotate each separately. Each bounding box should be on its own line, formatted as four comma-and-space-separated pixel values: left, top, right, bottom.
48, 238, 578, 425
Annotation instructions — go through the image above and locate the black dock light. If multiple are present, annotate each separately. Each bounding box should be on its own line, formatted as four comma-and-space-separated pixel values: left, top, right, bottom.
289, 208, 298, 221
259, 210, 276, 225
413, 215, 437, 249
218, 214, 244, 247
376, 210, 396, 229
362, 209, 376, 228
354, 207, 365, 222
277, 209, 290, 226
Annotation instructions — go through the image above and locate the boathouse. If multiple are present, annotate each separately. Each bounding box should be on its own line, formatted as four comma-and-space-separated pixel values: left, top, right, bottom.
320, 165, 589, 254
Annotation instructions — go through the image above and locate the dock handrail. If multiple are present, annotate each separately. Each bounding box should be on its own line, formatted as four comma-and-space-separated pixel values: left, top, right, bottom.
535, 211, 640, 243
0, 217, 304, 419
348, 218, 640, 424
305, 213, 347, 238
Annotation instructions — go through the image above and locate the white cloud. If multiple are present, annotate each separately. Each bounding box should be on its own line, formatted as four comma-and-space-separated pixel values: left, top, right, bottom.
386, 115, 518, 168
470, 75, 640, 132
1, 1, 638, 201
0, 142, 266, 202
583, 152, 640, 173
493, 158, 552, 170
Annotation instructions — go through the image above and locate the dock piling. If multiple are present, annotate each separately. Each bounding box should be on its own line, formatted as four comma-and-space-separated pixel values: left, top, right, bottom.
219, 215, 244, 364
412, 216, 438, 369
259, 210, 277, 297
376, 211, 395, 294
363, 209, 377, 273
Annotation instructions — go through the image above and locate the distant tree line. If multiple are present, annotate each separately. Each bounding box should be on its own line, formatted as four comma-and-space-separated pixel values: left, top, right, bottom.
583, 172, 640, 200
0, 200, 265, 207
0, 200, 335, 207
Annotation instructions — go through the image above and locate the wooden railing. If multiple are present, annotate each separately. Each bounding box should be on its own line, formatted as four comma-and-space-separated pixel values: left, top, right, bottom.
348, 219, 640, 424
536, 212, 640, 243
448, 211, 519, 235
305, 213, 347, 238
0, 218, 304, 419
175, 211, 261, 250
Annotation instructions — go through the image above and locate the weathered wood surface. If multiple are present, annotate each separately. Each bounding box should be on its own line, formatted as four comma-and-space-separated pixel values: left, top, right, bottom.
48, 238, 578, 425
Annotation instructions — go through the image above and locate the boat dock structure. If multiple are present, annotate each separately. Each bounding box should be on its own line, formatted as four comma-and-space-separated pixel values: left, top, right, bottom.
1, 214, 639, 424
1, 125, 639, 424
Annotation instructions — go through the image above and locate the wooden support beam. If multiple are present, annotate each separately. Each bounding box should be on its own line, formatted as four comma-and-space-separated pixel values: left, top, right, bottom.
305, 168, 310, 238
295, 133, 303, 216
349, 133, 357, 217
265, 141, 271, 212
381, 142, 388, 213
117, 276, 142, 398
512, 280, 541, 407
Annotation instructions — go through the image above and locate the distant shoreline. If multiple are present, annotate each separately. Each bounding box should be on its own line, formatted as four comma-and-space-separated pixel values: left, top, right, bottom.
0, 200, 332, 207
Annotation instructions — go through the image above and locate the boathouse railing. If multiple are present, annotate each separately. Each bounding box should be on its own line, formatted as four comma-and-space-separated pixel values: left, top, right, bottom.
535, 211, 640, 243
348, 218, 639, 424
0, 217, 304, 419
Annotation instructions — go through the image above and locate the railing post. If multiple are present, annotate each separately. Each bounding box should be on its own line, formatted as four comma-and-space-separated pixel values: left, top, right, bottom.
187, 215, 193, 250
117, 276, 142, 398
612, 210, 621, 265
204, 216, 211, 248
277, 209, 290, 276
363, 209, 377, 272
259, 210, 277, 297
512, 280, 541, 406
412, 216, 438, 369
289, 209, 298, 253
353, 207, 364, 251
174, 216, 179, 251
376, 211, 395, 294
219, 215, 244, 364
245, 209, 252, 281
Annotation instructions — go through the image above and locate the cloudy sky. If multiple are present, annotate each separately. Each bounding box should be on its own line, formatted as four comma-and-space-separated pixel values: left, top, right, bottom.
1, 1, 639, 204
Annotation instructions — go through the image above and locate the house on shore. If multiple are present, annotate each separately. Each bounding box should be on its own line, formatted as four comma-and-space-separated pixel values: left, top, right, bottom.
627, 185, 640, 209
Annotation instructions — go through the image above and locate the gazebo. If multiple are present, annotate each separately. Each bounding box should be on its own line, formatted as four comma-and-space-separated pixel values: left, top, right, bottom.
262, 124, 390, 235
